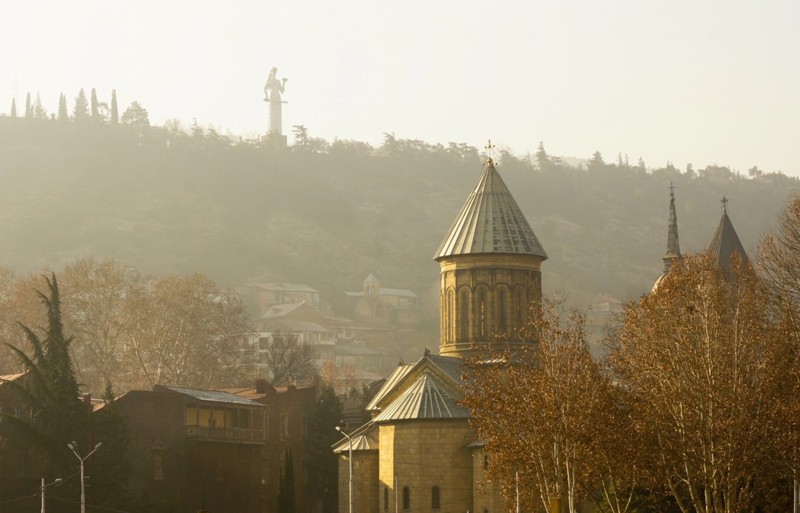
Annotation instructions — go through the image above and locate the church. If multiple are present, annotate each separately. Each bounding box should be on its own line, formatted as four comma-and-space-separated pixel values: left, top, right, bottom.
333, 154, 546, 513
333, 157, 749, 513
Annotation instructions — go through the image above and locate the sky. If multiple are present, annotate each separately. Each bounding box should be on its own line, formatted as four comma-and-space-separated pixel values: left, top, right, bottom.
2, 1, 799, 176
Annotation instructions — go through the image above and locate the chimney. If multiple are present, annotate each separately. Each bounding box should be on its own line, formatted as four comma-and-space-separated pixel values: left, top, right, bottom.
82, 393, 92, 414
255, 379, 268, 394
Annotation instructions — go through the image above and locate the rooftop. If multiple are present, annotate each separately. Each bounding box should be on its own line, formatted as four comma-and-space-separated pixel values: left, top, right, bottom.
434, 160, 547, 260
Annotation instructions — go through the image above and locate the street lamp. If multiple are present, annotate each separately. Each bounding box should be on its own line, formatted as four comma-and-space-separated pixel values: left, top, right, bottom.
40, 477, 62, 513
67, 441, 102, 513
336, 426, 354, 513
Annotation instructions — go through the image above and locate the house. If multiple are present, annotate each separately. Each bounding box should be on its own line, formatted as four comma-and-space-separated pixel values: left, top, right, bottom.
225, 379, 319, 513
345, 274, 419, 326
110, 384, 267, 513
242, 282, 321, 315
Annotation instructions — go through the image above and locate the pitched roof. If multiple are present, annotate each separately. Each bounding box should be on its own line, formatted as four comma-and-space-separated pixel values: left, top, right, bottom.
251, 282, 318, 294
332, 422, 379, 453
434, 160, 547, 260
373, 371, 469, 422
366, 363, 415, 411
708, 201, 748, 269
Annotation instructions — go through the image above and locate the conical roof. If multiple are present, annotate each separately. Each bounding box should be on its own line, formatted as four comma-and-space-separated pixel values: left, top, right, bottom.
708, 199, 748, 269
434, 160, 547, 260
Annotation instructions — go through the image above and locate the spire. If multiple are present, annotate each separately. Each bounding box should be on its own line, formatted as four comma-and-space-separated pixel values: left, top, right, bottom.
708, 197, 748, 269
662, 182, 682, 272
434, 157, 547, 260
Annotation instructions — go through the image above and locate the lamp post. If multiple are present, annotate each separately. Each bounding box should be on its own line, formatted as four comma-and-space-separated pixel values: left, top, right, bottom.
67, 441, 102, 513
336, 426, 354, 513
40, 477, 62, 513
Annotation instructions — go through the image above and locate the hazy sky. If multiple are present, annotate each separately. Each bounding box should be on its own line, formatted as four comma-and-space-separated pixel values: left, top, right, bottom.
3, 1, 798, 175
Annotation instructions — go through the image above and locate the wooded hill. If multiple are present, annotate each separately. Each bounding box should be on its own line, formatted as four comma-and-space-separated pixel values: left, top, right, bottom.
0, 117, 796, 313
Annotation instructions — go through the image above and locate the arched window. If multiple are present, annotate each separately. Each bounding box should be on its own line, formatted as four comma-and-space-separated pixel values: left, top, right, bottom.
497, 288, 507, 334
477, 288, 488, 339
459, 289, 469, 342
402, 486, 410, 510
446, 289, 454, 342
515, 288, 526, 330
432, 486, 441, 510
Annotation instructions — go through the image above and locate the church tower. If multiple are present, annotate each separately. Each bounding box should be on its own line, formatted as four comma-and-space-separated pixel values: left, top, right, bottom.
708, 197, 749, 269
434, 154, 547, 358
653, 184, 683, 292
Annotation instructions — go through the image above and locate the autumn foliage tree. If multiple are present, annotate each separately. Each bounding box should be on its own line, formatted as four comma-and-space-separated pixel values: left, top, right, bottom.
609, 253, 788, 513
759, 192, 800, 486
0, 259, 255, 392
463, 300, 628, 513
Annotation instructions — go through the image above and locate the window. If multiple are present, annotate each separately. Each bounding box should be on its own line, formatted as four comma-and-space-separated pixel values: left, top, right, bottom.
446, 289, 454, 342
384, 486, 389, 511
459, 289, 469, 342
497, 289, 507, 334
280, 412, 289, 440
153, 453, 164, 481
432, 486, 441, 510
402, 486, 410, 510
477, 288, 487, 338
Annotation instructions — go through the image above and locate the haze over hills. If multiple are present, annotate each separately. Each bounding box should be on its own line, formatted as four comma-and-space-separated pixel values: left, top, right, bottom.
0, 117, 796, 314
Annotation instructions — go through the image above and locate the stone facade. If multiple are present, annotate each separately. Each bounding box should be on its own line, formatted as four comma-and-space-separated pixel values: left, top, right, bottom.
437, 253, 543, 358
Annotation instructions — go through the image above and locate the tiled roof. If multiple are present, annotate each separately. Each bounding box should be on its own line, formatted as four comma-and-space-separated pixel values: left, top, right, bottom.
434, 160, 547, 260
373, 371, 469, 422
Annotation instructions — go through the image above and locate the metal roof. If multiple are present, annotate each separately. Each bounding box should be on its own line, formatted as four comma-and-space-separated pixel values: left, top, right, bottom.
366, 363, 415, 411
434, 160, 547, 260
251, 282, 319, 293
426, 354, 464, 384
708, 204, 748, 269
373, 371, 469, 422
332, 422, 379, 453
158, 385, 264, 406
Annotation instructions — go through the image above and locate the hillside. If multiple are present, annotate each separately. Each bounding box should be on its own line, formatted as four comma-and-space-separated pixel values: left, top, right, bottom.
0, 118, 796, 313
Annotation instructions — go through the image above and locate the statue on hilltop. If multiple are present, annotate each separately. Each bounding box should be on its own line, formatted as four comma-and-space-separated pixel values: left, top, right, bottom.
264, 67, 288, 103
263, 67, 288, 145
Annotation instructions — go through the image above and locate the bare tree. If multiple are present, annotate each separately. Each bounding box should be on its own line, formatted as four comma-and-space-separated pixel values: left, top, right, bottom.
609, 252, 788, 513
124, 273, 253, 389
759, 193, 800, 487
59, 257, 144, 392
260, 332, 316, 386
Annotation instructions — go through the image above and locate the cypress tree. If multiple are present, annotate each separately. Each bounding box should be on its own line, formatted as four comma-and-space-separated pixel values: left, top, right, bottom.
32, 93, 47, 119
73, 88, 89, 121
10, 98, 16, 117
277, 448, 296, 513
58, 93, 69, 122
91, 88, 99, 121
110, 89, 118, 124
25, 92, 32, 118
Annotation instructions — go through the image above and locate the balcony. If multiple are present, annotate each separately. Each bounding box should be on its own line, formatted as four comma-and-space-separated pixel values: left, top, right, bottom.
185, 425, 265, 444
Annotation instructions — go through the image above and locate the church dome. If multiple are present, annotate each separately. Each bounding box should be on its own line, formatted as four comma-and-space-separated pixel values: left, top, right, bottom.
434, 159, 547, 261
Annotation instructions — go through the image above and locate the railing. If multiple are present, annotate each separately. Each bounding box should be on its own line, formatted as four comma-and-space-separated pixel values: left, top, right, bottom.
185, 425, 265, 443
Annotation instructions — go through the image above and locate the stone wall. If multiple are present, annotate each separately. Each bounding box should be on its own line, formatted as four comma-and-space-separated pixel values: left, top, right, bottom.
378, 420, 474, 513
